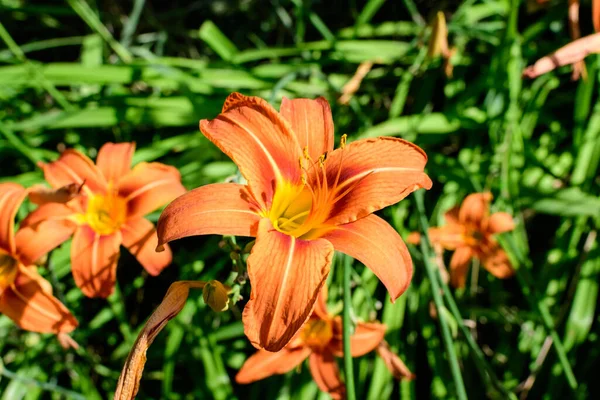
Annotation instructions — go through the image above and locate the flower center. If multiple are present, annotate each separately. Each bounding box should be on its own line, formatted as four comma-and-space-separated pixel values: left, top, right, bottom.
83, 192, 127, 235
267, 135, 361, 239
0, 252, 18, 292
300, 318, 333, 350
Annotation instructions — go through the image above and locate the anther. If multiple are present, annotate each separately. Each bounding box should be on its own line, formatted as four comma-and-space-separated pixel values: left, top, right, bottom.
303, 146, 310, 160
340, 134, 347, 149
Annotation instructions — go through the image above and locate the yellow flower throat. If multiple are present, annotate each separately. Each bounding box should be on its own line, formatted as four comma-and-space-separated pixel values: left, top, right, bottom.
0, 253, 18, 291
266, 135, 365, 239
301, 318, 333, 349
78, 189, 127, 235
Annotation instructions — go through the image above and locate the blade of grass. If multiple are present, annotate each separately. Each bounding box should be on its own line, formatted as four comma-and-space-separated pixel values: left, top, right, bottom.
120, 0, 146, 48
414, 190, 468, 400
65, 0, 133, 63
0, 21, 73, 111
342, 254, 357, 400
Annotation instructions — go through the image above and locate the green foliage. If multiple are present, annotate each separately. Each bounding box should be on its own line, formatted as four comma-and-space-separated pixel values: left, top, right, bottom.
0, 0, 599, 399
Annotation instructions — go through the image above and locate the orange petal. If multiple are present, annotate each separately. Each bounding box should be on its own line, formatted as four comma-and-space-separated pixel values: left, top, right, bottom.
428, 225, 466, 250
279, 97, 334, 160
481, 242, 515, 280
39, 149, 107, 196
523, 32, 600, 79
242, 219, 333, 351
0, 266, 77, 333
324, 137, 432, 225
118, 162, 186, 220
156, 183, 260, 248
322, 214, 412, 302
15, 203, 77, 266
487, 212, 515, 234
121, 217, 171, 276
236, 347, 312, 384
71, 226, 121, 298
313, 286, 330, 320
458, 193, 492, 230
200, 93, 302, 210
331, 320, 387, 357
96, 142, 135, 185
376, 341, 415, 380
449, 247, 473, 288
0, 183, 27, 254
594, 0, 600, 33
308, 351, 345, 399
444, 206, 460, 225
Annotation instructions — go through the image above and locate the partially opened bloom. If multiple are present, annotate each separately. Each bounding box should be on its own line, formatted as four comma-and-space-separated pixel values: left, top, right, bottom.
17, 143, 186, 298
413, 193, 515, 288
0, 183, 77, 333
235, 290, 413, 398
157, 93, 432, 351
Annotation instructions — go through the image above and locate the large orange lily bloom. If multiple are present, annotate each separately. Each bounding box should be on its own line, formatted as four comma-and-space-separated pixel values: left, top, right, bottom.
424, 193, 515, 288
157, 93, 432, 351
236, 290, 413, 399
0, 183, 77, 333
16, 143, 186, 298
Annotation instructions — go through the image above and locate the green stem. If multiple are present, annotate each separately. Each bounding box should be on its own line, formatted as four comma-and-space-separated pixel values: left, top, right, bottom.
0, 361, 86, 400
415, 190, 468, 400
342, 254, 357, 400
0, 122, 41, 165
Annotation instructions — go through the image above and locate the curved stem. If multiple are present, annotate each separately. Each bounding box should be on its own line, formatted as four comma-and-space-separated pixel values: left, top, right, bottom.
415, 190, 468, 400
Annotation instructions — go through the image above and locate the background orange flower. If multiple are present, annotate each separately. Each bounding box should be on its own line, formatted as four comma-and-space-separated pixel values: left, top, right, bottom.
16, 143, 186, 298
426, 193, 516, 288
0, 183, 77, 333
235, 289, 413, 398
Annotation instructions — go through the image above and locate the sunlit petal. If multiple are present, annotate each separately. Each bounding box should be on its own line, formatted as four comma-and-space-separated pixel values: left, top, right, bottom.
96, 142, 135, 185
243, 219, 333, 351
481, 242, 514, 280
322, 214, 412, 302
157, 183, 260, 248
118, 162, 186, 219
280, 97, 334, 160
71, 226, 121, 298
308, 351, 345, 399
324, 137, 432, 225
0, 266, 77, 333
449, 247, 473, 288
487, 212, 515, 234
330, 319, 386, 357
39, 149, 107, 196
200, 92, 302, 209
236, 347, 312, 384
121, 218, 171, 276
376, 341, 415, 380
458, 192, 492, 230
0, 183, 27, 254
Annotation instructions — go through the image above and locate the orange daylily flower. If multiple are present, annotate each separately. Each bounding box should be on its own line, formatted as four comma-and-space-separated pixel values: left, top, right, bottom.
412, 193, 515, 288
236, 289, 413, 398
0, 183, 77, 333
16, 142, 186, 298
157, 93, 432, 351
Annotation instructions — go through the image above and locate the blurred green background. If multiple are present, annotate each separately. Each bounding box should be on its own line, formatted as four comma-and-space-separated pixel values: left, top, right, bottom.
1, 0, 599, 399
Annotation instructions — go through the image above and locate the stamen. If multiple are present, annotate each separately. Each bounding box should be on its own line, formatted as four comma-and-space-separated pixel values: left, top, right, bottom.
277, 210, 311, 229
340, 134, 347, 149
